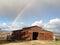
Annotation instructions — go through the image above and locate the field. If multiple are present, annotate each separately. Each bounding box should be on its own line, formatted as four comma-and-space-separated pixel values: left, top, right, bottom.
0, 40, 60, 45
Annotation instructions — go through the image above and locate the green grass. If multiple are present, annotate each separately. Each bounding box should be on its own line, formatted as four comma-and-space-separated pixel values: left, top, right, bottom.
55, 40, 60, 42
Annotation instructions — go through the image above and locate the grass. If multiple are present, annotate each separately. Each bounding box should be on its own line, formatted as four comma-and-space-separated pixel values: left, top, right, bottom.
0, 40, 60, 45
54, 40, 60, 45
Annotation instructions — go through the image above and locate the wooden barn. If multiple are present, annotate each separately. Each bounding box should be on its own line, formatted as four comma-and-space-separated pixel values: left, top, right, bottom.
12, 26, 53, 40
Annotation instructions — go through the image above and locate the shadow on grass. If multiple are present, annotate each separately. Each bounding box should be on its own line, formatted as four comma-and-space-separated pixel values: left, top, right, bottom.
1, 40, 60, 45
0, 40, 11, 44
0, 40, 31, 45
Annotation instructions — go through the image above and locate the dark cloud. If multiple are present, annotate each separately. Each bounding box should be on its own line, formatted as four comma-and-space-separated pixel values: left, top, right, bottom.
0, 0, 29, 22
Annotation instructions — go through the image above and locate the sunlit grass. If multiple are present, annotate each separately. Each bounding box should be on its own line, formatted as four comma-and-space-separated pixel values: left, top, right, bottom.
0, 40, 60, 45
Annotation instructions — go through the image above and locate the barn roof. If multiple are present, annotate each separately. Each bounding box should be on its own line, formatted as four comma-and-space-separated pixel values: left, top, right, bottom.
13, 26, 53, 33
13, 26, 42, 31
23, 26, 42, 29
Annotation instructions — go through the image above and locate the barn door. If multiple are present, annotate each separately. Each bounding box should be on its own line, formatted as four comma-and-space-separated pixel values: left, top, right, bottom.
33, 32, 38, 40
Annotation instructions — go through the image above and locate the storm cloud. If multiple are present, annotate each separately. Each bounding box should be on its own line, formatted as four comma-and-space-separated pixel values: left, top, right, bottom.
0, 0, 60, 23
0, 0, 60, 33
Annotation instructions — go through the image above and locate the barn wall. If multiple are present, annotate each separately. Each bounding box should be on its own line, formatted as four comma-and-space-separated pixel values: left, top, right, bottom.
45, 32, 53, 40
26, 27, 53, 40
12, 26, 53, 40
38, 33, 45, 40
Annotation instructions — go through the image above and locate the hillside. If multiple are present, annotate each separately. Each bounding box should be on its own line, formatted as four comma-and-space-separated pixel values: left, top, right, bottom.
0, 31, 12, 40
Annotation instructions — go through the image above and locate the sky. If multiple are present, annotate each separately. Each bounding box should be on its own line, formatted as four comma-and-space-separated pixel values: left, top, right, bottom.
0, 0, 60, 33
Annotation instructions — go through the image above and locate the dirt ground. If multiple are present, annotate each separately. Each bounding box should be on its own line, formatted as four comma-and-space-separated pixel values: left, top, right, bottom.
0, 40, 60, 45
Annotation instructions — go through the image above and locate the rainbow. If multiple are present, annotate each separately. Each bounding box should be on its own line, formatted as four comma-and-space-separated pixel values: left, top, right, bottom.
11, 0, 34, 26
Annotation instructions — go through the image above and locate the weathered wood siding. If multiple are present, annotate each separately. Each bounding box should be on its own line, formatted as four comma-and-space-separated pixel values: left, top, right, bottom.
12, 26, 53, 40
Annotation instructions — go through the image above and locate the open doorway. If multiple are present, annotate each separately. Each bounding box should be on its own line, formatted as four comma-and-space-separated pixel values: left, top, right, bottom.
33, 32, 38, 40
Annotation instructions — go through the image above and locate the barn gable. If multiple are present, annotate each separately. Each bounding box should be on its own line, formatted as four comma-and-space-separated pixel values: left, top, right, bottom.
12, 26, 53, 40
13, 26, 52, 33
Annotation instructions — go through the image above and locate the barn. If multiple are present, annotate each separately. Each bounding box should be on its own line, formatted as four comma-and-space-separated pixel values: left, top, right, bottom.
12, 26, 53, 40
